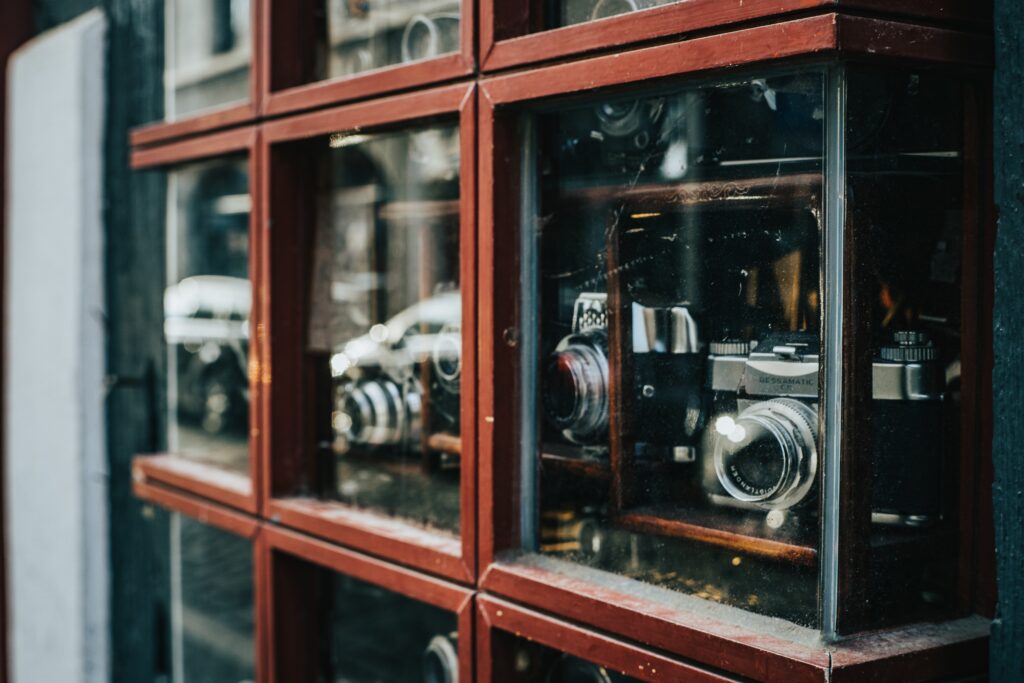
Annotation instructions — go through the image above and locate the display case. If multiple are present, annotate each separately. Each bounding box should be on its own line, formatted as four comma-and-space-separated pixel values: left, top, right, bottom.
478, 14, 992, 676
132, 128, 263, 514
127, 1, 995, 680
264, 525, 472, 683
262, 0, 474, 117
262, 83, 477, 583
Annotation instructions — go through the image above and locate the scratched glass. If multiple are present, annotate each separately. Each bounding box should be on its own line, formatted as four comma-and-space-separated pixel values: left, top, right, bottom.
165, 0, 252, 119
323, 0, 461, 80
553, 0, 679, 28
526, 72, 825, 625
309, 124, 462, 534
849, 67, 967, 626
329, 575, 458, 682
170, 514, 255, 683
165, 157, 251, 475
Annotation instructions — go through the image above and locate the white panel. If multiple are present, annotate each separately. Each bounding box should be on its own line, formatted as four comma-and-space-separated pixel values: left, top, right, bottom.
4, 10, 108, 683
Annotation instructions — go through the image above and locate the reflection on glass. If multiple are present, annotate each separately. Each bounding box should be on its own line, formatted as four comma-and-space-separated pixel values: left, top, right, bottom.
170, 514, 255, 683
325, 0, 461, 80
166, 0, 252, 119
330, 574, 458, 683
553, 0, 678, 28
309, 124, 461, 533
530, 72, 825, 624
849, 68, 965, 624
501, 635, 640, 683
166, 157, 250, 474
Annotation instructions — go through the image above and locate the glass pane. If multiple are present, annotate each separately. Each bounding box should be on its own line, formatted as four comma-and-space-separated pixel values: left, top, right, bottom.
554, 0, 679, 28
500, 635, 641, 683
166, 157, 251, 474
166, 0, 252, 119
310, 124, 461, 533
170, 514, 255, 683
330, 574, 458, 682
528, 72, 825, 625
848, 68, 966, 625
324, 0, 461, 80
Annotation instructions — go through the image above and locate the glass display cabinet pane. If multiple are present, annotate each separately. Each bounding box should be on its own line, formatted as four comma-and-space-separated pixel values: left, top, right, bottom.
525, 71, 825, 625
166, 157, 251, 474
309, 124, 462, 533
498, 634, 641, 683
554, 0, 678, 28
322, 0, 461, 80
166, 0, 252, 119
847, 66, 967, 626
329, 574, 458, 682
170, 514, 255, 682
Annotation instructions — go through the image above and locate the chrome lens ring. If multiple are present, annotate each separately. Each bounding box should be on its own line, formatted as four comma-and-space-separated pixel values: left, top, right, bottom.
713, 398, 818, 510
422, 634, 459, 683
432, 322, 462, 394
543, 334, 610, 444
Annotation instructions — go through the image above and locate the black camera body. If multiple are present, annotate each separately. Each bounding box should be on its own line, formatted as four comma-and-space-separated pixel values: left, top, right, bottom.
703, 331, 945, 526
543, 293, 705, 460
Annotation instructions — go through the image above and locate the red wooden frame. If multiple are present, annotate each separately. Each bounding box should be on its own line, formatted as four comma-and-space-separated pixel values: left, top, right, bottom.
262, 524, 474, 683
476, 13, 993, 678
477, 595, 741, 683
130, 0, 264, 148
480, 0, 991, 74
260, 0, 475, 118
131, 125, 264, 515
132, 478, 266, 683
261, 82, 478, 584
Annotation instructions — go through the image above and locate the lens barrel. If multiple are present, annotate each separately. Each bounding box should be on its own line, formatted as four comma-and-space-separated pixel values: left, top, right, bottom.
713, 398, 818, 510
542, 332, 610, 444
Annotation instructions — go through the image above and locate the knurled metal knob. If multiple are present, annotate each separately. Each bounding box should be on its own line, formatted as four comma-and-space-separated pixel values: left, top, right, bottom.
879, 330, 937, 362
709, 340, 752, 356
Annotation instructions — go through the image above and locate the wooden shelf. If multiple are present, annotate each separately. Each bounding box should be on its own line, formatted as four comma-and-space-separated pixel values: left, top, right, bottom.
540, 445, 611, 482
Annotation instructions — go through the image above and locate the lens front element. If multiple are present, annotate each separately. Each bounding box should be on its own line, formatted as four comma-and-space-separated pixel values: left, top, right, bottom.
714, 398, 818, 509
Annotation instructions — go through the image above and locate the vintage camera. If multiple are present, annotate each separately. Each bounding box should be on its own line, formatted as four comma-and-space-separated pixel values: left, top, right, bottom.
703, 330, 944, 525
542, 292, 706, 460
331, 293, 461, 458
422, 632, 459, 683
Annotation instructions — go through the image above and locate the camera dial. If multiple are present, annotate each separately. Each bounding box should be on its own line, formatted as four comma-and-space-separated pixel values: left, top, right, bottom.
422, 633, 459, 683
713, 398, 818, 510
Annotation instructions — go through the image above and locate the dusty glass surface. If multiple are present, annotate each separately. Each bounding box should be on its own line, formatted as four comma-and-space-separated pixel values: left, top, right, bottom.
552, 0, 678, 28
329, 575, 458, 683
310, 124, 462, 533
166, 157, 251, 474
323, 0, 460, 80
166, 0, 251, 119
528, 72, 825, 624
848, 67, 966, 625
170, 514, 255, 683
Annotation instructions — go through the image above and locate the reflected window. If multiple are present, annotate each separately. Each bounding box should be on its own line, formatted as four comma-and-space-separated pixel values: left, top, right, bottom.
554, 0, 679, 28
165, 157, 251, 474
308, 124, 462, 533
170, 514, 255, 683
322, 0, 461, 80
166, 0, 252, 119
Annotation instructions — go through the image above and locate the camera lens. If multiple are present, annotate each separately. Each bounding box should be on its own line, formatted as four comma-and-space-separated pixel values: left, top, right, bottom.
422, 635, 458, 683
543, 335, 609, 444
337, 378, 422, 447
713, 398, 817, 510
595, 100, 643, 138
432, 322, 462, 394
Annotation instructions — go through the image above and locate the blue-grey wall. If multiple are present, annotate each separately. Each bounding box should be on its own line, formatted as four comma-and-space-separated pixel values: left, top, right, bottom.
992, 0, 1024, 680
